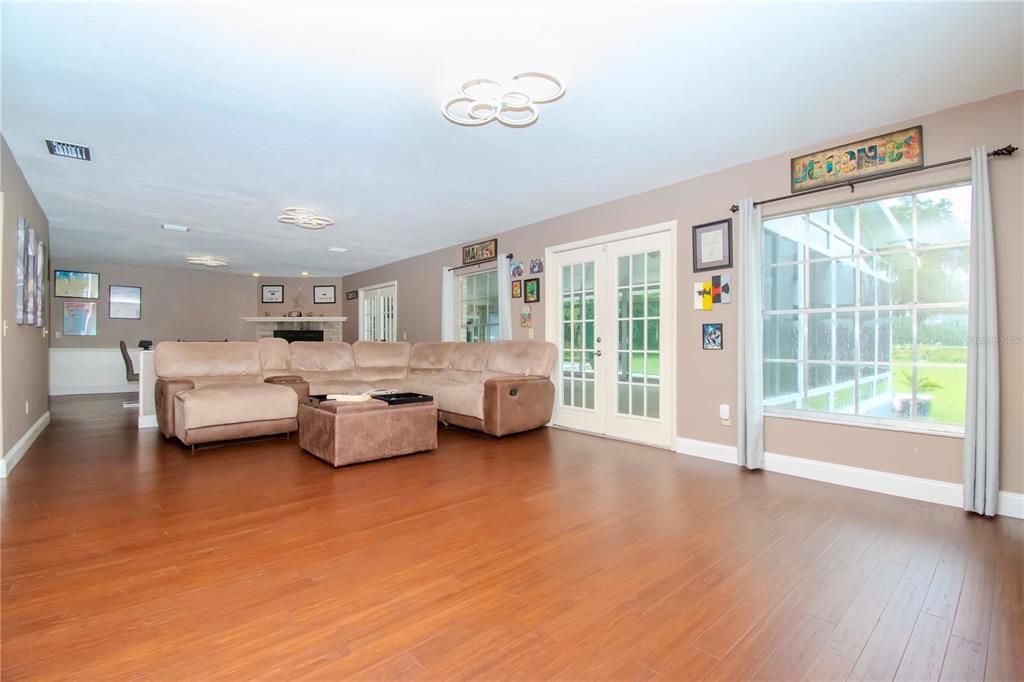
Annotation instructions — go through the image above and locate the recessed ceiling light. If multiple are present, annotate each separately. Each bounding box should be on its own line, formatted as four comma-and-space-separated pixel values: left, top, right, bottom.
327, 246, 348, 253
45, 139, 91, 160
278, 207, 334, 230
161, 223, 190, 233
442, 72, 565, 128
252, 272, 261, 277
301, 271, 309, 276
186, 256, 227, 267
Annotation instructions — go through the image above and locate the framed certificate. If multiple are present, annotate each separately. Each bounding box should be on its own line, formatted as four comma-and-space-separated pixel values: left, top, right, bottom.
692, 219, 732, 272
313, 285, 336, 304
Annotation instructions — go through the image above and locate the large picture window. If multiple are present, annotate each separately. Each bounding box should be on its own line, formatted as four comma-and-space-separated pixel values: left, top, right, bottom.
762, 183, 970, 430
457, 269, 499, 342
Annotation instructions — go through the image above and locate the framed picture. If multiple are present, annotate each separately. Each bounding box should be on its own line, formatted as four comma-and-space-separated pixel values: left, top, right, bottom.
54, 270, 100, 299
511, 279, 522, 298
520, 306, 532, 328
692, 219, 732, 272
313, 285, 336, 304
63, 301, 98, 336
261, 284, 284, 304
35, 242, 46, 327
25, 228, 36, 325
345, 290, 359, 301
109, 285, 142, 319
510, 260, 524, 278
462, 238, 497, 265
15, 219, 25, 324
523, 277, 540, 303
529, 258, 544, 274
702, 323, 723, 350
791, 125, 923, 194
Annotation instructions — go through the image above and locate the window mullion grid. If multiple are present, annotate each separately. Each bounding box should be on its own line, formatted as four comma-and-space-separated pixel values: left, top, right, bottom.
801, 226, 810, 409
911, 192, 919, 417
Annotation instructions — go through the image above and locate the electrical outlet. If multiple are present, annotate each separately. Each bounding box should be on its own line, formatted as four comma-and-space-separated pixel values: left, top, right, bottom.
528, 328, 534, 340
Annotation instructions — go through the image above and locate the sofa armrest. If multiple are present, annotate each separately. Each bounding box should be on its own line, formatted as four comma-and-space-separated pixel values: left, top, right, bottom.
265, 375, 310, 403
155, 378, 195, 438
482, 376, 555, 437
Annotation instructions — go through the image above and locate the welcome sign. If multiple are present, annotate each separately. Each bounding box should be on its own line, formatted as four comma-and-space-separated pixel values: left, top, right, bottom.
791, 126, 923, 193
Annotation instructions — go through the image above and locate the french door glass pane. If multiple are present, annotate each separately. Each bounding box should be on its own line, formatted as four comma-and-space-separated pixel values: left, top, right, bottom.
616, 250, 662, 419
560, 261, 596, 409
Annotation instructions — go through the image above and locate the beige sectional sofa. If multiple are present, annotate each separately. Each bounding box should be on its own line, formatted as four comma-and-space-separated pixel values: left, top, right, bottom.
155, 339, 556, 447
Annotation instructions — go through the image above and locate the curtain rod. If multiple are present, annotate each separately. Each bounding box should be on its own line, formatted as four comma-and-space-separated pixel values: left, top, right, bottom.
446, 253, 513, 272
729, 144, 1018, 214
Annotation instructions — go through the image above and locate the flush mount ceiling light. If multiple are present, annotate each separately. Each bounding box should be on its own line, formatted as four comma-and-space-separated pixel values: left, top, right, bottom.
277, 207, 334, 230
186, 256, 227, 267
327, 246, 349, 253
442, 72, 564, 128
161, 223, 190, 233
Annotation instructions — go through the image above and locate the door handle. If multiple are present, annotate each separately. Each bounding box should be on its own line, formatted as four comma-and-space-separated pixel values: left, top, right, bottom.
595, 350, 603, 357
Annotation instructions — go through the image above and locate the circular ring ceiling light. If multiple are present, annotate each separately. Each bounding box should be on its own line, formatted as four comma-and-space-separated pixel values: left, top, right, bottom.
278, 207, 335, 230
442, 72, 564, 128
186, 256, 227, 267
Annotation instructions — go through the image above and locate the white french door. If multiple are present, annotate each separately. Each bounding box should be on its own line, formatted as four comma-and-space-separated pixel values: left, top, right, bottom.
547, 227, 675, 447
359, 282, 397, 342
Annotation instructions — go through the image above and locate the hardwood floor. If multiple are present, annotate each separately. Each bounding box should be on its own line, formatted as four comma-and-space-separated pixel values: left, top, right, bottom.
2, 394, 1021, 680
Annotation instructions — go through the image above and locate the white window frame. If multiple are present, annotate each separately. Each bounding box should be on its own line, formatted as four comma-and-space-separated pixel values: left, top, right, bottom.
762, 181, 971, 438
454, 267, 499, 343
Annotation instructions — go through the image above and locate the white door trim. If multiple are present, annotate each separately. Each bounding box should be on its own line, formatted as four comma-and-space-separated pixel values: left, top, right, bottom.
546, 220, 677, 255
545, 221, 678, 447
358, 280, 399, 341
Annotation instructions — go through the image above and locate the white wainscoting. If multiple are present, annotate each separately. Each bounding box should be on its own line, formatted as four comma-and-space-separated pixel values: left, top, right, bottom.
50, 347, 141, 396
673, 436, 1024, 520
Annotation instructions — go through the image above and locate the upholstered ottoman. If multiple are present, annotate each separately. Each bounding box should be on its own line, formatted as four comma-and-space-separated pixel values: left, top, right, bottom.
173, 382, 299, 448
298, 399, 437, 467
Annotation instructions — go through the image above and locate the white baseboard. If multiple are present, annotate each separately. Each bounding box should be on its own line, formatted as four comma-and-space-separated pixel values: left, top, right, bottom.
673, 437, 736, 464
1, 411, 51, 477
673, 436, 1023, 520
138, 414, 158, 429
50, 384, 139, 396
997, 491, 1024, 519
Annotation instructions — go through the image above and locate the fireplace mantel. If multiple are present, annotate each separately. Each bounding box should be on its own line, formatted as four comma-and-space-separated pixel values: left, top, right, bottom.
241, 316, 346, 342
242, 317, 346, 323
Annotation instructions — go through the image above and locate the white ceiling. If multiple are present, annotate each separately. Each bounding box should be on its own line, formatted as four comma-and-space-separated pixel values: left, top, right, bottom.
2, 2, 1021, 277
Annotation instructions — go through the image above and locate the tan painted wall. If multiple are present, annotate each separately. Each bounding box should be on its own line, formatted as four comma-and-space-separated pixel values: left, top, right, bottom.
49, 261, 261, 348
256, 276, 345, 317
341, 91, 1024, 492
2, 138, 51, 454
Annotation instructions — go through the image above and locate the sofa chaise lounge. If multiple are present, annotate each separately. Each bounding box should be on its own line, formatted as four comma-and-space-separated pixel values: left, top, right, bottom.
155, 339, 556, 446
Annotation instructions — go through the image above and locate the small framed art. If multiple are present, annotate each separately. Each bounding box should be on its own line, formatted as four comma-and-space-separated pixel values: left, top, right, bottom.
511, 279, 522, 298
313, 285, 336, 304
109, 285, 142, 319
54, 269, 100, 299
523, 278, 540, 303
345, 290, 359, 301
702, 323, 723, 350
64, 301, 98, 336
261, 284, 284, 304
692, 219, 732, 272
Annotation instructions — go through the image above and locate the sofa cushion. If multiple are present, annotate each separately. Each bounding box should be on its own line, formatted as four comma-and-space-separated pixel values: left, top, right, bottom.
446, 343, 492, 384
410, 342, 455, 370
191, 375, 262, 389
431, 381, 485, 419
174, 383, 298, 430
305, 378, 376, 396
289, 342, 355, 372
485, 341, 557, 378
155, 342, 261, 379
353, 341, 411, 381
258, 337, 292, 375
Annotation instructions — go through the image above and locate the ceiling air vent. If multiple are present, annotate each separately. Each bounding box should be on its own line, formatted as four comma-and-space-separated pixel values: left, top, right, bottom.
45, 139, 91, 161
